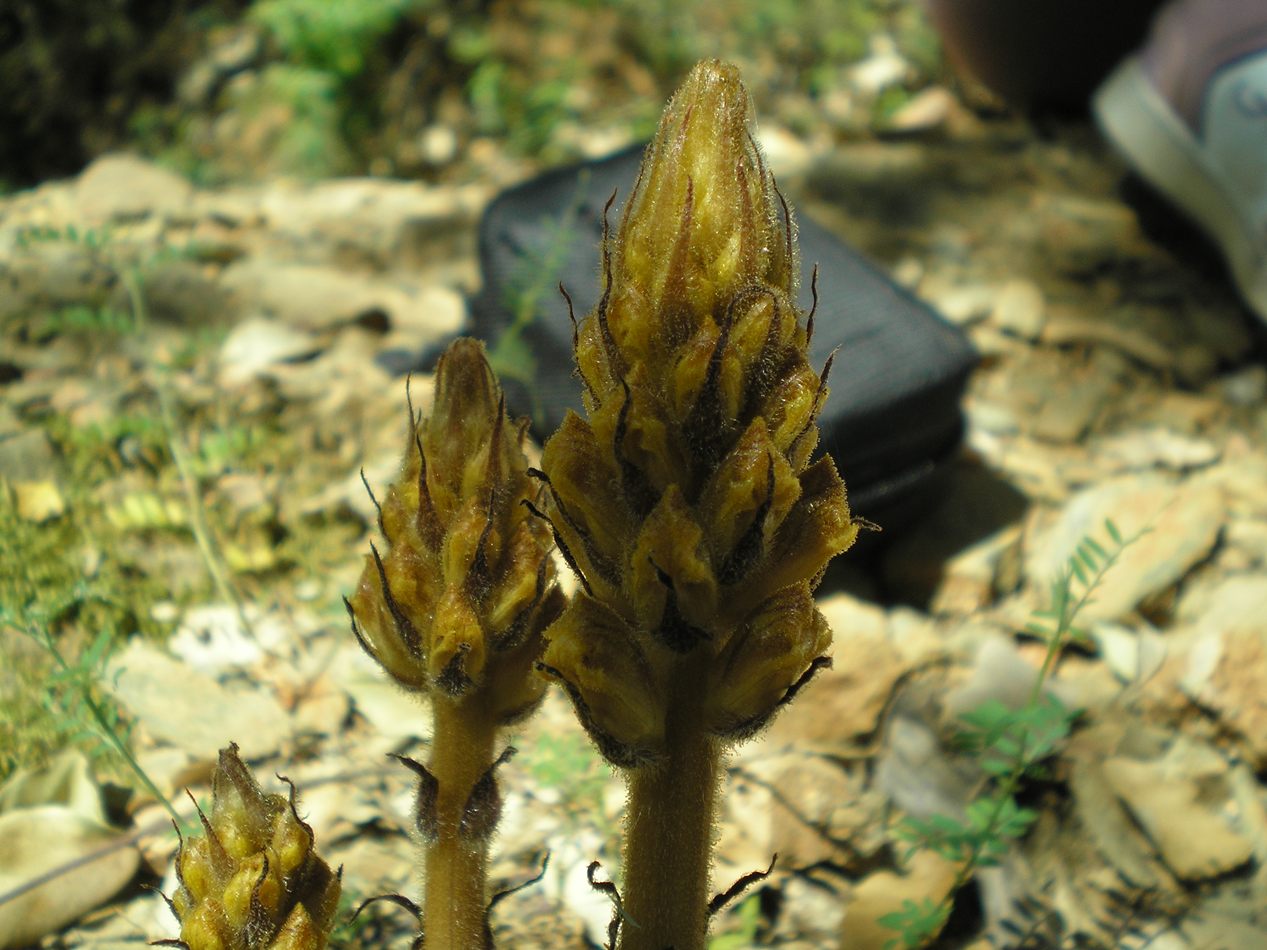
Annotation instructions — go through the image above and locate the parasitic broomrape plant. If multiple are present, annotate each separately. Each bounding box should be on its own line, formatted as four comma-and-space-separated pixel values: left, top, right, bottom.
346, 338, 564, 949
533, 59, 860, 950
160, 744, 342, 950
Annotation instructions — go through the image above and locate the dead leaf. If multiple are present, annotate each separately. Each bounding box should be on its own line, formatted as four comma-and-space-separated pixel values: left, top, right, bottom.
0, 753, 140, 949
13, 480, 65, 523
839, 850, 959, 950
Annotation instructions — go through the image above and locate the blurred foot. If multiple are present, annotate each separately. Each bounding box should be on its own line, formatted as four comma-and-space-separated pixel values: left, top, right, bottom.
1094, 0, 1267, 321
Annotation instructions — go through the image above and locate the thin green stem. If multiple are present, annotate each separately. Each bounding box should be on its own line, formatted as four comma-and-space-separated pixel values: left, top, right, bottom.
1026, 536, 1127, 709
33, 621, 183, 827
935, 527, 1134, 925
122, 268, 255, 642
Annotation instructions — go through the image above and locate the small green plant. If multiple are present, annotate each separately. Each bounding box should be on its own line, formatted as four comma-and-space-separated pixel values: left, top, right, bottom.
6, 226, 128, 341
523, 729, 610, 815
0, 477, 175, 781
250, 0, 420, 82
36, 303, 137, 338
237, 65, 349, 178
457, 33, 582, 158
190, 421, 271, 478
521, 725, 624, 850
709, 892, 763, 949
486, 170, 590, 425
2, 590, 183, 827
879, 520, 1136, 948
243, 0, 425, 176
4, 222, 257, 676
327, 886, 376, 947
13, 223, 115, 250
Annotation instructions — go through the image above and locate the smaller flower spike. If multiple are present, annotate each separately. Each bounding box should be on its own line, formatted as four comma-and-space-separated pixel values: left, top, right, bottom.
345, 338, 563, 949
347, 338, 563, 720
165, 745, 341, 950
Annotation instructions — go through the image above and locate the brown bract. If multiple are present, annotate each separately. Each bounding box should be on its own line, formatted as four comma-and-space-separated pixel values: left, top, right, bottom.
537, 59, 859, 767
346, 338, 563, 723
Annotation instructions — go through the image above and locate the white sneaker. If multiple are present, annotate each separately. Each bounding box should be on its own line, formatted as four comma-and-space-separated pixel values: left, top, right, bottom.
1093, 0, 1267, 322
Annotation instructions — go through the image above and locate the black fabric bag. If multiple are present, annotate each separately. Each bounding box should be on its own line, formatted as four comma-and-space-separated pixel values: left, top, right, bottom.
467, 143, 977, 539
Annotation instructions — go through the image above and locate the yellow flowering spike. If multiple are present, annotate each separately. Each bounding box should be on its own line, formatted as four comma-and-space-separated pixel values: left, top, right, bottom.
540, 58, 856, 764
166, 745, 341, 950
346, 337, 562, 719
537, 59, 859, 950
344, 337, 564, 948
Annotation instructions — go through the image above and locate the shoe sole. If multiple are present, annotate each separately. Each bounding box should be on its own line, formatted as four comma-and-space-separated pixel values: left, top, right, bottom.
1094, 55, 1267, 322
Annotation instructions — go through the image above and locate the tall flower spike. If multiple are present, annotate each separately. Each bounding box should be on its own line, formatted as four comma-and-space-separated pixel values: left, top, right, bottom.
345, 337, 564, 948
164, 744, 341, 950
538, 60, 859, 950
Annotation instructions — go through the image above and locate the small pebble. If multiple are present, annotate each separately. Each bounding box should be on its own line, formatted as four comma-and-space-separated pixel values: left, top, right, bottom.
992, 279, 1046, 340
1219, 365, 1267, 406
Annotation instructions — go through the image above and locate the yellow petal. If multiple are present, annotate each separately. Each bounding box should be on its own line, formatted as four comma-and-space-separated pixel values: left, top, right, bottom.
270, 905, 321, 950
725, 455, 857, 621
424, 337, 501, 487
539, 411, 629, 592
698, 418, 800, 573
618, 59, 794, 329
706, 585, 831, 740
348, 554, 427, 691
541, 594, 665, 766
627, 485, 717, 647
429, 589, 487, 693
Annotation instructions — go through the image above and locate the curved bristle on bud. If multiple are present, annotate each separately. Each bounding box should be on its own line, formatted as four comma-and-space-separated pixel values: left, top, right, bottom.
346, 338, 564, 720
169, 745, 340, 950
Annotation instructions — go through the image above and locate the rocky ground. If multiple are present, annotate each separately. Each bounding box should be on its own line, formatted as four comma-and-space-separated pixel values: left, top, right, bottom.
3, 38, 1267, 950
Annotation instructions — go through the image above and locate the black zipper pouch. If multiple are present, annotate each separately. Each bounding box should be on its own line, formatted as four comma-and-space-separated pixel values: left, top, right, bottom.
466, 144, 977, 543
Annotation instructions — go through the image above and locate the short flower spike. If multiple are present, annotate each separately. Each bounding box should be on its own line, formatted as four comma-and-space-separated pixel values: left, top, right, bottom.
167, 745, 341, 950
345, 338, 563, 948
347, 337, 563, 724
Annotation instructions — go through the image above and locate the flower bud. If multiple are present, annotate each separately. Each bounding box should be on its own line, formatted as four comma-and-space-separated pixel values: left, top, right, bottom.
166, 745, 341, 950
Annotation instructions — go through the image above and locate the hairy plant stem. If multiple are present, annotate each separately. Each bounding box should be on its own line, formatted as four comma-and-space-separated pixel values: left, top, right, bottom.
619, 653, 722, 950
424, 696, 497, 950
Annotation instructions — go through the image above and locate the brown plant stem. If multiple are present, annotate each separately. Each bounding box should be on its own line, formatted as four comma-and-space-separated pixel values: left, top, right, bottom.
424, 697, 497, 950
618, 655, 723, 950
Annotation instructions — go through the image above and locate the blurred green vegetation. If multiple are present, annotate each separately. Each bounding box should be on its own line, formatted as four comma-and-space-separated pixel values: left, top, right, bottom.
0, 224, 386, 783
0, 478, 165, 780
0, 0, 246, 186
3, 0, 941, 186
